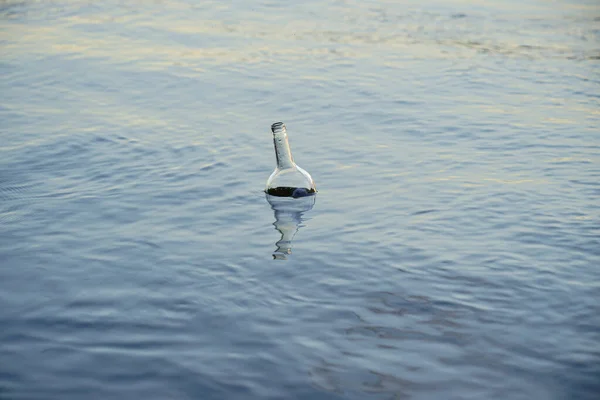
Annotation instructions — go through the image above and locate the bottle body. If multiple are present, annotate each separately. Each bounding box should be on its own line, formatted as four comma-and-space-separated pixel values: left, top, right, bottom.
265, 122, 316, 198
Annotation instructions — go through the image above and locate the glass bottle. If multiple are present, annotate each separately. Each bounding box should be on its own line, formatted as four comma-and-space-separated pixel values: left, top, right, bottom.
265, 122, 316, 198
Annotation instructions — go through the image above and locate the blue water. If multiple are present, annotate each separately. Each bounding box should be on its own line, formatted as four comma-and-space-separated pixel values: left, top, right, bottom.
1, 0, 599, 399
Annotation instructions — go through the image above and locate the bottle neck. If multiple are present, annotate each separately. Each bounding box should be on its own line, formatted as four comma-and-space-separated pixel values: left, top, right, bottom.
272, 122, 295, 170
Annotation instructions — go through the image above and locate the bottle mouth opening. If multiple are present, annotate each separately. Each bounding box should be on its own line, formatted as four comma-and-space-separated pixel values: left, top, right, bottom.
271, 122, 286, 134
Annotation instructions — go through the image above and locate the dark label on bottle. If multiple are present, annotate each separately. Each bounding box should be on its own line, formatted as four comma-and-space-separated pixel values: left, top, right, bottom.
266, 187, 316, 198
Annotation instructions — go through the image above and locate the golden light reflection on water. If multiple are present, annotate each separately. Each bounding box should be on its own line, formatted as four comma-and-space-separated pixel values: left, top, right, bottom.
548, 157, 593, 164
3, 0, 598, 138
6, 0, 596, 73
429, 175, 549, 186
7, 22, 376, 70
544, 117, 578, 125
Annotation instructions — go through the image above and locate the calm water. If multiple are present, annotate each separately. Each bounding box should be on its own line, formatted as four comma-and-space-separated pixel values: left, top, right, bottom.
1, 0, 599, 399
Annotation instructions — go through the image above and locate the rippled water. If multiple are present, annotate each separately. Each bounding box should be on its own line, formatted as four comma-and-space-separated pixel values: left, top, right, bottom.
1, 0, 599, 399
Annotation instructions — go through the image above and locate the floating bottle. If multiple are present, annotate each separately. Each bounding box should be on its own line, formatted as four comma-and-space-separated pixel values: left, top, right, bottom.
265, 121, 316, 259
265, 122, 316, 198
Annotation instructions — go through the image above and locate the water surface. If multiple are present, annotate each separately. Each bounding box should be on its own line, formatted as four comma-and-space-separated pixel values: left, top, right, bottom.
1, 0, 599, 399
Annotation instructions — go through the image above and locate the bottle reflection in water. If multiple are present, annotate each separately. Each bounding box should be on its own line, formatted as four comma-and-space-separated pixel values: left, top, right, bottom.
265, 122, 316, 259
267, 195, 315, 260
